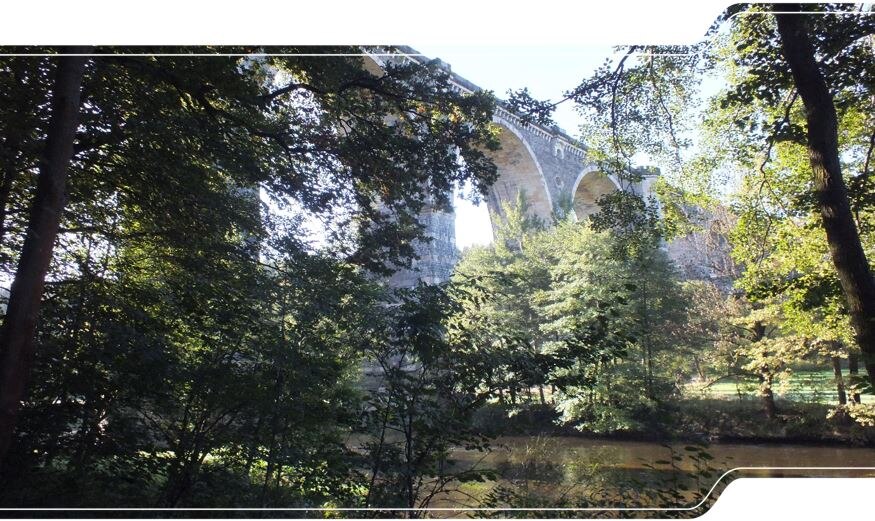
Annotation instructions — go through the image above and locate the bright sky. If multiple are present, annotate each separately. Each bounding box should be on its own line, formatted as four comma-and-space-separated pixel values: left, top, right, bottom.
412, 45, 616, 249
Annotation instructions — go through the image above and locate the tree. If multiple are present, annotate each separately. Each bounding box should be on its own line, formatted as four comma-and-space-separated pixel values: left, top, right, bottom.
358, 281, 506, 515
735, 307, 811, 419
509, 3, 875, 389
453, 193, 689, 435
0, 47, 500, 467
451, 195, 552, 405
0, 48, 90, 462
693, 4, 875, 395
538, 219, 688, 431
0, 55, 51, 251
773, 5, 875, 389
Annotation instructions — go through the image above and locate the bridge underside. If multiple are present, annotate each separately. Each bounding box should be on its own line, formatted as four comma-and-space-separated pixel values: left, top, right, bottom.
486, 125, 554, 223
484, 118, 628, 232
572, 171, 620, 221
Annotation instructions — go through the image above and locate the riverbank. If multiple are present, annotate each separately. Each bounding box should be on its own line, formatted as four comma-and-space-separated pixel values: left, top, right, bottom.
471, 398, 875, 446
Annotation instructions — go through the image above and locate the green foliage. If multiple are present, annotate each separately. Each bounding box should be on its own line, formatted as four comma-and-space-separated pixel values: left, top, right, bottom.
5, 11, 875, 513
355, 281, 504, 512
0, 47, 501, 509
698, 6, 875, 395
0, 48, 500, 277
528, 4, 875, 418
7, 211, 376, 507
454, 196, 689, 435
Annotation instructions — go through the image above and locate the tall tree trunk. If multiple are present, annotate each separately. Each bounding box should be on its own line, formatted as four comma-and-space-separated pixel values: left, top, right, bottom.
693, 356, 706, 382
645, 343, 654, 400
775, 9, 875, 390
832, 356, 847, 406
261, 435, 278, 506
760, 376, 777, 420
0, 49, 89, 466
243, 414, 265, 476
849, 352, 862, 404
641, 276, 654, 401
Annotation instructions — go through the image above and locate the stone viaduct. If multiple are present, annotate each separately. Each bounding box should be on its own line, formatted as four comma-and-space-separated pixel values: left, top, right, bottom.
367, 49, 660, 288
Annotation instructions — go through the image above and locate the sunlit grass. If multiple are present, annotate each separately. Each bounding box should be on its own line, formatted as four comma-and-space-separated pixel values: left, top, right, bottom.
687, 370, 874, 404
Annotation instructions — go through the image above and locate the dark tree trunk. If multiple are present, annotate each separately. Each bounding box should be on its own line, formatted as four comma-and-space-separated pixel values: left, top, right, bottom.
645, 343, 654, 400
0, 49, 89, 466
162, 451, 201, 507
243, 414, 264, 475
641, 277, 654, 401
761, 379, 777, 420
775, 9, 875, 390
693, 356, 706, 382
832, 356, 847, 406
261, 436, 277, 505
849, 352, 862, 404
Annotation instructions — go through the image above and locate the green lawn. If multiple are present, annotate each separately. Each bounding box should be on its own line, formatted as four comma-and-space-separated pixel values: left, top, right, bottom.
687, 370, 874, 404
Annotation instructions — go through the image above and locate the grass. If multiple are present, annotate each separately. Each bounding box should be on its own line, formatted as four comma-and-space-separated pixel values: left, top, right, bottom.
687, 370, 874, 404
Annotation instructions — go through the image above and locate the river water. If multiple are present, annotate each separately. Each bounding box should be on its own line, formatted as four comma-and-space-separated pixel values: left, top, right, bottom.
434, 436, 875, 513
457, 435, 875, 473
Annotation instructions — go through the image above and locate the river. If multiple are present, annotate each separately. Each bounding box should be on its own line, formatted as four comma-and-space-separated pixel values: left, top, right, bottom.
431, 436, 875, 513
457, 435, 875, 473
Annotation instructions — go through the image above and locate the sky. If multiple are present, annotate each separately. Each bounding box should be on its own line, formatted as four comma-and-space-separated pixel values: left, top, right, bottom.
412, 45, 618, 249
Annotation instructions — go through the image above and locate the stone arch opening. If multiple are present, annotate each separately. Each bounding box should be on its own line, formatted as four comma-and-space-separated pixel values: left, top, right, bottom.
571, 170, 621, 221
486, 123, 553, 224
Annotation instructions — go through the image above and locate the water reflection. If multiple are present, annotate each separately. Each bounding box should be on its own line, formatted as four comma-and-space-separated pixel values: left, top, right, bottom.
438, 435, 875, 512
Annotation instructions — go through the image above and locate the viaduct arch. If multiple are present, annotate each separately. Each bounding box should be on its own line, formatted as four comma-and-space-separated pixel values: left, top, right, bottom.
410, 52, 655, 231
365, 50, 658, 288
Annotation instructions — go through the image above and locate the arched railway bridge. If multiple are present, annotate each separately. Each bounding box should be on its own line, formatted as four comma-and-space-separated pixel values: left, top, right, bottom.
366, 48, 659, 288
